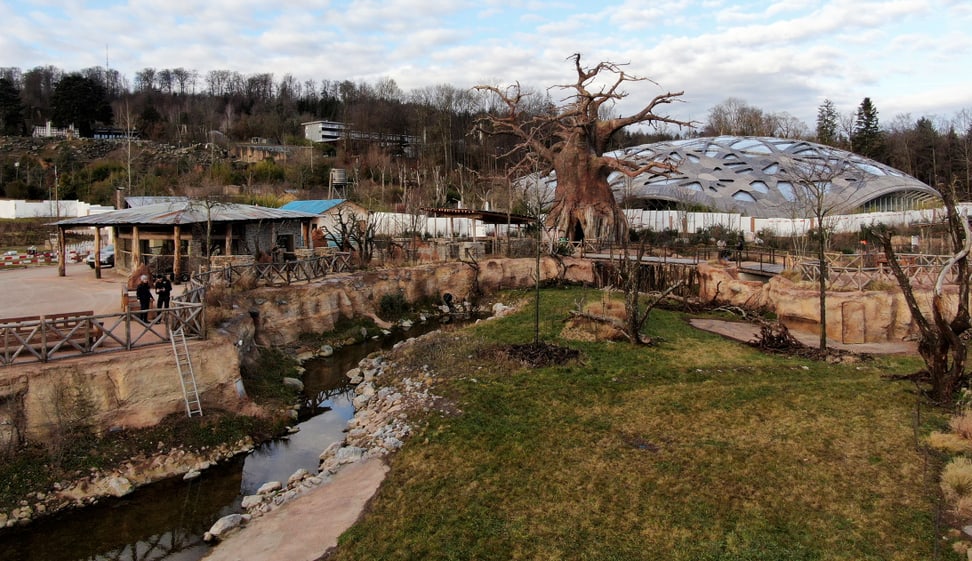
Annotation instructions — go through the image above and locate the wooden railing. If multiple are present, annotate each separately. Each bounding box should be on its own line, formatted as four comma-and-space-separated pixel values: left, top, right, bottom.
189, 253, 352, 290
798, 252, 953, 290
0, 298, 205, 366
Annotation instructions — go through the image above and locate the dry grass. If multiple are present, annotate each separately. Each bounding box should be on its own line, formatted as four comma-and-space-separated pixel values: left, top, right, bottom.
928, 431, 972, 454
950, 411, 972, 440
561, 297, 627, 342
942, 457, 972, 504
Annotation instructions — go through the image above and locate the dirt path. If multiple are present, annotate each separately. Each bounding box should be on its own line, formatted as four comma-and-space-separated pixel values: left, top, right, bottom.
201, 458, 388, 561
688, 318, 918, 355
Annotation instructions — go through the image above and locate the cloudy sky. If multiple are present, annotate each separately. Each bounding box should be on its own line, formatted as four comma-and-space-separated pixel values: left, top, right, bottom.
1, 0, 970, 130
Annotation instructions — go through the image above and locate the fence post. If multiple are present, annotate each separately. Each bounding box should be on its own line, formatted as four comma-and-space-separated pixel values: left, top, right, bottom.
40, 314, 48, 362
124, 308, 132, 350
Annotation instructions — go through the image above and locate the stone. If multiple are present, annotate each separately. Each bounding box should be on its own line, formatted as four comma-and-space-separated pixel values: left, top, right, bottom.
241, 495, 263, 509
257, 481, 282, 494
106, 477, 133, 497
295, 351, 315, 362
183, 470, 201, 480
334, 446, 365, 464
288, 468, 308, 485
352, 394, 371, 410
207, 513, 245, 539
282, 377, 304, 391
345, 367, 362, 384
319, 344, 334, 357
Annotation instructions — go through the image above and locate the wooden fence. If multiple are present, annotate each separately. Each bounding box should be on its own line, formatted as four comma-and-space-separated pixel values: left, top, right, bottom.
189, 252, 352, 290
798, 253, 953, 290
0, 297, 205, 366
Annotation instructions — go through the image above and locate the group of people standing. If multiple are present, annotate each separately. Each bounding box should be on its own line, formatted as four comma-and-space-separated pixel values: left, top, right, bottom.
135, 273, 172, 320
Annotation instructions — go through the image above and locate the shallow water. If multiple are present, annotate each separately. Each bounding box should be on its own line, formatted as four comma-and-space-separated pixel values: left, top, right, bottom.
0, 318, 458, 561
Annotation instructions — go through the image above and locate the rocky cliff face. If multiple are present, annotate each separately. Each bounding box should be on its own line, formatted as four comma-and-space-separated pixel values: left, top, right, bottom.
0, 257, 595, 446
696, 262, 954, 344
237, 257, 594, 347
0, 338, 248, 445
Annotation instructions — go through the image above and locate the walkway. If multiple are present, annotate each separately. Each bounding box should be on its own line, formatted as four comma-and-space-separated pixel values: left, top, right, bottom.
689, 318, 918, 354
201, 459, 388, 561
0, 262, 128, 317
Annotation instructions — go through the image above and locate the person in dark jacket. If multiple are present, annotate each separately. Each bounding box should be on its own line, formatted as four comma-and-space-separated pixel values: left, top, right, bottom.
154, 274, 172, 309
136, 275, 154, 320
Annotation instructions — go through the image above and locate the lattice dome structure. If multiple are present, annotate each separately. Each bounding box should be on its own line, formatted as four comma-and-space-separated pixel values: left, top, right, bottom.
596, 136, 941, 218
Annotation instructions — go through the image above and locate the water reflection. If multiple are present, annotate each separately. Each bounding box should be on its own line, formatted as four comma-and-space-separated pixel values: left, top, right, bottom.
0, 317, 468, 561
0, 458, 244, 561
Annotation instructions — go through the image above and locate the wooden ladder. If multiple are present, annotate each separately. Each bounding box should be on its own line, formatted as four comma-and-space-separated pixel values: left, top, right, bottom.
170, 326, 202, 417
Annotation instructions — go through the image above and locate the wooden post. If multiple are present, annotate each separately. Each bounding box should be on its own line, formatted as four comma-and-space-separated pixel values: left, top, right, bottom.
93, 227, 102, 279
132, 226, 141, 271
225, 223, 232, 256
173, 226, 182, 280
57, 227, 66, 277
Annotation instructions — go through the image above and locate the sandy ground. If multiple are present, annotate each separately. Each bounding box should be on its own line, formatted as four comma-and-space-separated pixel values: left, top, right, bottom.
0, 262, 131, 317
201, 458, 389, 561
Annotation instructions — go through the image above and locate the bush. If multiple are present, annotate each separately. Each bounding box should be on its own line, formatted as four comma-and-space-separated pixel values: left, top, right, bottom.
379, 291, 410, 319
941, 457, 972, 504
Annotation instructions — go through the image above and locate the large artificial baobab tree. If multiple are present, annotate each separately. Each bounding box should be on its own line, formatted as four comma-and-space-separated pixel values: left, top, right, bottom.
474, 54, 691, 243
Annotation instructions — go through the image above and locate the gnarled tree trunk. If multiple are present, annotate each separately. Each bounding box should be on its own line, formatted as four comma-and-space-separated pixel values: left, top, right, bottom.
546, 142, 627, 242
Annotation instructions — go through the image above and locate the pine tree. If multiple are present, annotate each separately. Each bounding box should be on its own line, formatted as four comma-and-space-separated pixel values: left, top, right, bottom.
815, 99, 840, 146
852, 97, 883, 160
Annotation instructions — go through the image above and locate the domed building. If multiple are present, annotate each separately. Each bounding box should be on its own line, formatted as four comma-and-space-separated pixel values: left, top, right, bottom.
599, 136, 940, 218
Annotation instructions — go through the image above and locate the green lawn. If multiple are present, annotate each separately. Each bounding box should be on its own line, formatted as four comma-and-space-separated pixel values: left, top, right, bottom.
330, 287, 947, 561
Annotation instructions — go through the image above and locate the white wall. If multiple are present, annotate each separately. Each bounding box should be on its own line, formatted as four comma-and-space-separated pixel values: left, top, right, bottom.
0, 199, 114, 219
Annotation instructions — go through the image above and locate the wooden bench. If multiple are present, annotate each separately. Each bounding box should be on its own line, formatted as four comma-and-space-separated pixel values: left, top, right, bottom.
0, 311, 103, 357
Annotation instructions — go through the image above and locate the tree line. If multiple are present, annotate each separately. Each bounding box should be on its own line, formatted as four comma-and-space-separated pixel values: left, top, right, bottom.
0, 63, 970, 208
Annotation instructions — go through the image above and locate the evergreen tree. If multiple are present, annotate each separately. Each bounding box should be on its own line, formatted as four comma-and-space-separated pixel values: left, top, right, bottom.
51, 74, 113, 137
815, 98, 840, 146
852, 97, 883, 160
0, 77, 24, 135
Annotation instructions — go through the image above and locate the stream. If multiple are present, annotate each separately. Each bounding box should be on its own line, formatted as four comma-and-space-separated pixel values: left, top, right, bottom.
0, 318, 456, 561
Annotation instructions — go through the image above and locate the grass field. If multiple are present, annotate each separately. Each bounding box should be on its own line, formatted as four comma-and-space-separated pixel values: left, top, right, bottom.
328, 286, 950, 561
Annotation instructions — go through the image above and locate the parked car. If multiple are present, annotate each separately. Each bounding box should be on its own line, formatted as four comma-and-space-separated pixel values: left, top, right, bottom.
86, 245, 114, 268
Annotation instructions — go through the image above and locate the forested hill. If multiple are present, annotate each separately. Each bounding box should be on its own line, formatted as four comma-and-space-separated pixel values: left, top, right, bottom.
0, 65, 970, 206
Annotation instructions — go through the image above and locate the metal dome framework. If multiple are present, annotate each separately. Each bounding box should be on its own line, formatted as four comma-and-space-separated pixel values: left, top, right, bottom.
602, 136, 941, 218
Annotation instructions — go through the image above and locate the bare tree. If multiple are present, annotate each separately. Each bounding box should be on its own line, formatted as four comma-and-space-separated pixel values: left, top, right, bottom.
783, 154, 857, 351
868, 184, 970, 403
474, 54, 691, 244
321, 208, 378, 265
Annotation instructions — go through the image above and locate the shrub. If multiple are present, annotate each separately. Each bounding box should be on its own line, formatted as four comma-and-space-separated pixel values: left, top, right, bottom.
379, 291, 410, 319
941, 457, 972, 504
950, 411, 972, 440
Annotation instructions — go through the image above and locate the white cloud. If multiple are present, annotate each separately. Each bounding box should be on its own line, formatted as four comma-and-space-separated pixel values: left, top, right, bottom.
0, 0, 967, 129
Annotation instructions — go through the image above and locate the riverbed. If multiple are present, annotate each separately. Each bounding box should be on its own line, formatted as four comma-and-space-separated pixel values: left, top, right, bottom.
0, 319, 454, 561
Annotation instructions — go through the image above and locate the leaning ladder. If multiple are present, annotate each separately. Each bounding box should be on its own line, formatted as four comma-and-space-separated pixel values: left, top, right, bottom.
170, 326, 203, 417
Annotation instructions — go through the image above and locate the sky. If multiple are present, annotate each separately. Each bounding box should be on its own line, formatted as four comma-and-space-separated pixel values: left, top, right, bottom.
1, 0, 970, 132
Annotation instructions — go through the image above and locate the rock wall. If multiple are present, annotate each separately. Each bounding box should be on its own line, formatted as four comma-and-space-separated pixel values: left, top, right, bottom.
0, 338, 248, 444
697, 262, 959, 343
240, 257, 594, 346
0, 257, 595, 447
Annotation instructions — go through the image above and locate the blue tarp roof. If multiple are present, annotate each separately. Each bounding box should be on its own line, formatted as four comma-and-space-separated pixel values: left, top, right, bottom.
279, 199, 345, 215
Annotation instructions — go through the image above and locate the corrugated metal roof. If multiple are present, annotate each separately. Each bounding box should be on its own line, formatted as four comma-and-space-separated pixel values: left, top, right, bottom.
280, 199, 345, 214
125, 196, 189, 208
53, 201, 318, 227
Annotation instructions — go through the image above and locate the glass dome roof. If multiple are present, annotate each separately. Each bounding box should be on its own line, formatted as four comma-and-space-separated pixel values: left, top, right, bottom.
603, 136, 941, 217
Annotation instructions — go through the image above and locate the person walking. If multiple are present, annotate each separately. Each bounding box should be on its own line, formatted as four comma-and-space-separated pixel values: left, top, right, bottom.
154, 274, 172, 309
136, 275, 154, 321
